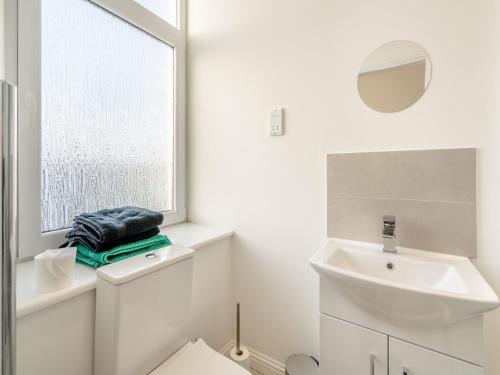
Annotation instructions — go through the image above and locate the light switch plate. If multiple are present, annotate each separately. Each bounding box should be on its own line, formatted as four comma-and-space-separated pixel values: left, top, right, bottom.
269, 108, 284, 136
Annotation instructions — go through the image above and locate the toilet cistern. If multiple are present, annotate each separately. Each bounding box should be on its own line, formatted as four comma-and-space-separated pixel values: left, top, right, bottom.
382, 215, 397, 253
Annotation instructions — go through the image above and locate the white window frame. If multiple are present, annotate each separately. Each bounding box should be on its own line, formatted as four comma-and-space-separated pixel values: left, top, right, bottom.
17, 0, 187, 259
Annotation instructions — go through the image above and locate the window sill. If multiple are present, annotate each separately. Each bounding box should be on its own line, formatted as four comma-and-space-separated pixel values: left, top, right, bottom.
17, 222, 234, 318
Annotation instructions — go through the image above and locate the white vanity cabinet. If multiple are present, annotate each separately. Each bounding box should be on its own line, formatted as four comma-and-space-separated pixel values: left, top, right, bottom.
320, 314, 483, 375
320, 314, 388, 374
312, 239, 496, 374
389, 338, 483, 375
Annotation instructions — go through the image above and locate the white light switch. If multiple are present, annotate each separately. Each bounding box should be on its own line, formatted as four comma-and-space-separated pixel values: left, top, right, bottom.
269, 108, 284, 136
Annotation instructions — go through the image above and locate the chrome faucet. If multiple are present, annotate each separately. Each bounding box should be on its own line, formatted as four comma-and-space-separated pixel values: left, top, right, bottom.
382, 215, 397, 253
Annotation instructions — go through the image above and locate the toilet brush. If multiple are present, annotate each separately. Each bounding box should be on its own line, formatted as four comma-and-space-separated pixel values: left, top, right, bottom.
229, 303, 251, 370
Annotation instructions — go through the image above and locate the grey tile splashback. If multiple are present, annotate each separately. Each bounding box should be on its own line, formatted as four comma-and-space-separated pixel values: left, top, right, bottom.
327, 148, 476, 257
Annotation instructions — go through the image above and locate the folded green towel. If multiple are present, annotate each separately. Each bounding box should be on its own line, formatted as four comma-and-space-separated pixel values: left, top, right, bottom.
76, 234, 172, 269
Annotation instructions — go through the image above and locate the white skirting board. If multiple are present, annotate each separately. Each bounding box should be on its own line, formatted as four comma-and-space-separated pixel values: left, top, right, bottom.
220, 340, 285, 375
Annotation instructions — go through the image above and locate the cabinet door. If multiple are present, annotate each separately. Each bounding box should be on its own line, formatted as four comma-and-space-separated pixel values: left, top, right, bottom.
389, 338, 483, 375
320, 314, 388, 375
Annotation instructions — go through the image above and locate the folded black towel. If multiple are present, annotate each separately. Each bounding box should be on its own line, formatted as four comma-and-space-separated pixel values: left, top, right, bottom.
64, 226, 160, 253
62, 206, 164, 252
72, 206, 164, 244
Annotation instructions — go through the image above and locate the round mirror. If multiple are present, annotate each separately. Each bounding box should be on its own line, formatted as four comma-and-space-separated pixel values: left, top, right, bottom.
357, 40, 431, 113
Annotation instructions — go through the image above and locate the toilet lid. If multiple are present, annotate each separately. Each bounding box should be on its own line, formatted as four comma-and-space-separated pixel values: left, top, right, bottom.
150, 339, 251, 375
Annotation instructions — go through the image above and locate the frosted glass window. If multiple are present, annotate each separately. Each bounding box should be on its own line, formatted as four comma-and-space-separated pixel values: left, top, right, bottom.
135, 0, 177, 27
41, 0, 175, 232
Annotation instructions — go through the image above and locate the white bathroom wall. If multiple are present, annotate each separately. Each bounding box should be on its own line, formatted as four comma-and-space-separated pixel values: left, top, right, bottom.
17, 292, 96, 375
187, 0, 500, 372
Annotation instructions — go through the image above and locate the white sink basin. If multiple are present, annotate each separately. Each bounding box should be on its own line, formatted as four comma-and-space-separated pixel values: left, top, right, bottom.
310, 238, 499, 326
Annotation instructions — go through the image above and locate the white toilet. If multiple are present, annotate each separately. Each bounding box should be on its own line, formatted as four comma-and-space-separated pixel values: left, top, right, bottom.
94, 244, 250, 375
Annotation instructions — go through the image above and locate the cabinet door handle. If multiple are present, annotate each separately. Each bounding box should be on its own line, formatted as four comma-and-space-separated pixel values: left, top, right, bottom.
402, 366, 409, 375
370, 354, 376, 375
